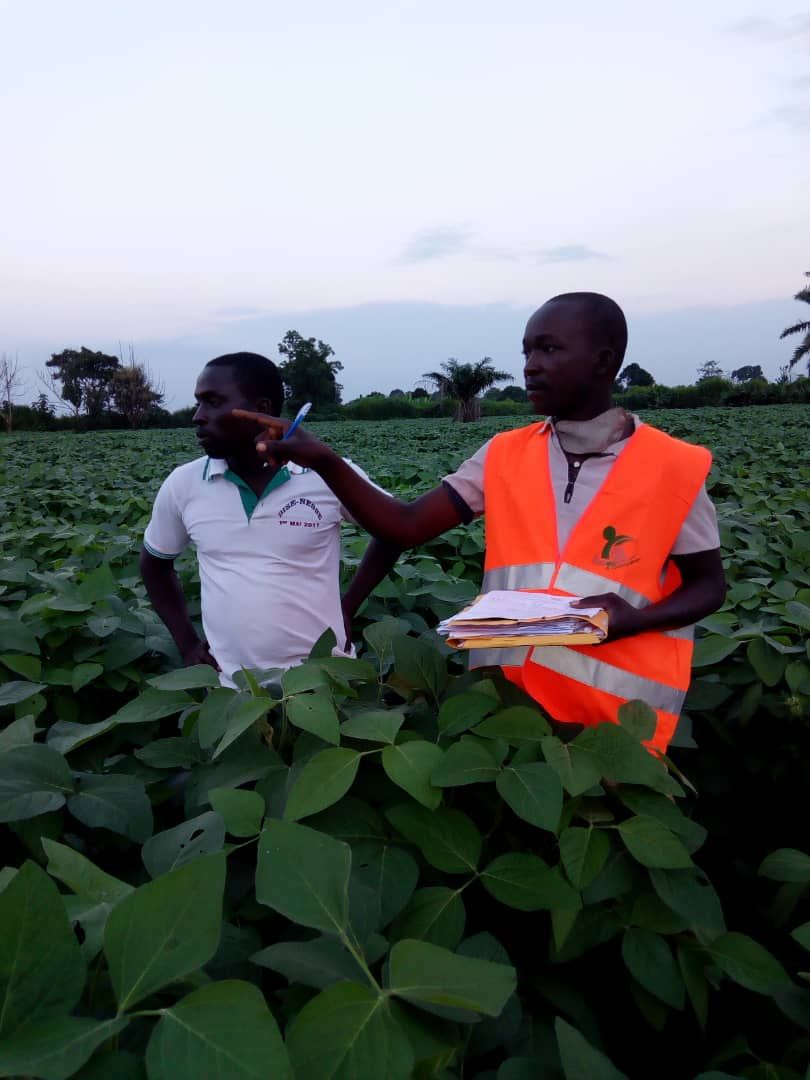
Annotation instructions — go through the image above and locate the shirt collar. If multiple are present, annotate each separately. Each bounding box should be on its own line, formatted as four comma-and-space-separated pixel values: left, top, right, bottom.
204, 457, 307, 481
537, 411, 642, 455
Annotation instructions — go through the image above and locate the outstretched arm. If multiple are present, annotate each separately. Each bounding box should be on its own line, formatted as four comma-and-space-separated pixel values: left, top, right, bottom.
573, 549, 727, 641
139, 547, 220, 669
232, 410, 466, 546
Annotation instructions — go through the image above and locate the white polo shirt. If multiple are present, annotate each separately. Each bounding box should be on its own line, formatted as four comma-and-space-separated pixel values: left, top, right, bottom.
144, 456, 379, 686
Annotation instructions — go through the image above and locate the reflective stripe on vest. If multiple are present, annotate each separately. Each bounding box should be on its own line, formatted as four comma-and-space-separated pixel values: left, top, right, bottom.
469, 645, 531, 668
529, 646, 686, 715
482, 562, 555, 592
553, 563, 650, 610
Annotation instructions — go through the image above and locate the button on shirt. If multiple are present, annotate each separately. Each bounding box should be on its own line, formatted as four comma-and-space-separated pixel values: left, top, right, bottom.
442, 415, 720, 555
144, 456, 379, 686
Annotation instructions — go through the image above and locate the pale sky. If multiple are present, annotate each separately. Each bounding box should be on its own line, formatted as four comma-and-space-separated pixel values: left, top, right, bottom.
1, 1, 808, 404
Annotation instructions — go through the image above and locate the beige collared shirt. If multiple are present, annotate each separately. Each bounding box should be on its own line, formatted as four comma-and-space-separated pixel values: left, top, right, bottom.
442, 413, 720, 555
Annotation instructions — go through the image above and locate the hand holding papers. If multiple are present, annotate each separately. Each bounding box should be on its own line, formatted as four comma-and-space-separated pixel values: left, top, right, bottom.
437, 590, 609, 650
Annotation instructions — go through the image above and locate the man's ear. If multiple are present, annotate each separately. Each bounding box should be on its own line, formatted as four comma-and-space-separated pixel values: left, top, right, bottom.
256, 396, 273, 415
595, 348, 618, 379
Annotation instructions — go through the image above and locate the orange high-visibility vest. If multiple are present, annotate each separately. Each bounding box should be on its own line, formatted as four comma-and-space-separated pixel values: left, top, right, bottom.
472, 421, 712, 754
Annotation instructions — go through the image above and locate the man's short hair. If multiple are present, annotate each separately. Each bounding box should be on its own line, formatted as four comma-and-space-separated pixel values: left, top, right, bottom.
548, 292, 628, 368
206, 352, 285, 414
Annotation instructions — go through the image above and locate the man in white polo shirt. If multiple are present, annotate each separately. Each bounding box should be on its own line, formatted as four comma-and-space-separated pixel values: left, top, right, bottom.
140, 352, 394, 686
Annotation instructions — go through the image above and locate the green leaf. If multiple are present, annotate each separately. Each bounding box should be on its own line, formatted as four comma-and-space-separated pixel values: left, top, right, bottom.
541, 735, 603, 796
284, 748, 361, 821
382, 740, 443, 809
209, 787, 265, 837
286, 691, 340, 745
437, 691, 498, 737
109, 688, 193, 725
196, 687, 237, 748
363, 616, 411, 664
71, 662, 104, 693
255, 819, 351, 933
649, 869, 726, 944
785, 600, 810, 631
758, 848, 810, 883
559, 827, 611, 889
46, 718, 118, 755
496, 762, 563, 833
677, 944, 709, 1029
389, 887, 466, 949
213, 697, 273, 760
585, 725, 680, 795
148, 664, 221, 690
473, 705, 551, 744
790, 921, 810, 951
350, 841, 420, 930
555, 1017, 628, 1080
481, 853, 580, 912
0, 653, 41, 680
252, 934, 376, 990
618, 817, 693, 869
431, 739, 499, 787
104, 852, 226, 1011
0, 744, 74, 823
617, 700, 657, 742
392, 635, 448, 698
708, 932, 794, 995
286, 982, 413, 1080
135, 737, 203, 769
0, 714, 39, 753
622, 928, 685, 1008
281, 661, 330, 696
0, 861, 86, 1036
0, 680, 46, 707
145, 980, 292, 1080
747, 638, 787, 687
142, 812, 226, 879
67, 773, 153, 842
387, 939, 516, 1017
340, 708, 404, 744
0, 620, 39, 655
42, 839, 132, 905
692, 635, 742, 666
386, 803, 481, 873
0, 1016, 128, 1080
86, 614, 121, 637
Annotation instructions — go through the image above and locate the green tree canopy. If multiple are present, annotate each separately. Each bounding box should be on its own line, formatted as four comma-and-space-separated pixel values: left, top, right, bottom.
730, 365, 765, 383
109, 366, 164, 428
46, 347, 120, 418
278, 331, 343, 413
696, 359, 725, 383
423, 357, 513, 422
780, 271, 810, 375
617, 362, 655, 389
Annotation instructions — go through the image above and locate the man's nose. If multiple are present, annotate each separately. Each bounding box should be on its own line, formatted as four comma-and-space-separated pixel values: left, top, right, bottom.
192, 405, 205, 424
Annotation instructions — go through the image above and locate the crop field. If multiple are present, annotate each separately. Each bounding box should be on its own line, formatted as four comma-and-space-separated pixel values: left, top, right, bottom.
0, 404, 808, 1079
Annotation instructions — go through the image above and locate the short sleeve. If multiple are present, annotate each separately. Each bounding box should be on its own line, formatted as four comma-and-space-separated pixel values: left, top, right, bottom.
442, 439, 491, 517
339, 459, 392, 523
670, 484, 721, 555
143, 473, 190, 559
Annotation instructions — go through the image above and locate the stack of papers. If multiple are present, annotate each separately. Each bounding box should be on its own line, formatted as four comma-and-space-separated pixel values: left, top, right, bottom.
437, 590, 609, 649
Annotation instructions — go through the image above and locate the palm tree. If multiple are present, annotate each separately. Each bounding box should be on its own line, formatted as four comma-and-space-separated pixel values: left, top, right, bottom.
779, 272, 810, 375
423, 358, 513, 422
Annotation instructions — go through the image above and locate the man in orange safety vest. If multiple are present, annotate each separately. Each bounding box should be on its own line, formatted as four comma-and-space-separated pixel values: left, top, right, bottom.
233, 293, 727, 754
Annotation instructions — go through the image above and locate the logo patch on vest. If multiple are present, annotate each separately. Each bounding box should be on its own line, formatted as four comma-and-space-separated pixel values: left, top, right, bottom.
594, 525, 639, 569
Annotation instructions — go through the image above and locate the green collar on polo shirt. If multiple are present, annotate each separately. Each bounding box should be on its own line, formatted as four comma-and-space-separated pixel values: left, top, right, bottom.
203, 457, 291, 521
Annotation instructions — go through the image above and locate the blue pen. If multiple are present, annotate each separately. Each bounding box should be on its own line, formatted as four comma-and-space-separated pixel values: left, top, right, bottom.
282, 402, 312, 440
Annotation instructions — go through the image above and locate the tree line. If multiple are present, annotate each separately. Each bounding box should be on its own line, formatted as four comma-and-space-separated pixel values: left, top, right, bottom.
3, 272, 808, 431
